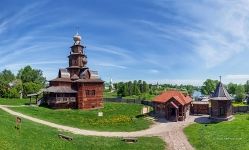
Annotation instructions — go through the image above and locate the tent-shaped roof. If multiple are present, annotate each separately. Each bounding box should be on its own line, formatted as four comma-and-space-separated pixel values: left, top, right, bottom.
153, 90, 192, 105
210, 82, 233, 100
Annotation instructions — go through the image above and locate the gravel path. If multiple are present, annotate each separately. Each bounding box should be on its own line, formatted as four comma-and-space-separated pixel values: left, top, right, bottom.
0, 105, 210, 150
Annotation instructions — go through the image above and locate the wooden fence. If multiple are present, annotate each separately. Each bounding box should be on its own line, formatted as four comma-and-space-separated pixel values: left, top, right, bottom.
103, 98, 153, 107
104, 99, 249, 113
233, 106, 249, 113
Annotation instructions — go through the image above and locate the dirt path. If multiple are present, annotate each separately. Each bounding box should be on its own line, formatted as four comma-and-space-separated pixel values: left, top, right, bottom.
0, 105, 209, 150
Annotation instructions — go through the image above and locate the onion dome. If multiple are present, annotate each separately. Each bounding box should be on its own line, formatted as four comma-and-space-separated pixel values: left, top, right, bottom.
73, 33, 81, 45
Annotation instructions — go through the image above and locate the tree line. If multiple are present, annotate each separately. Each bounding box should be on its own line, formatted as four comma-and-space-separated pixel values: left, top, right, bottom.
1, 65, 248, 102
0, 66, 46, 98
112, 80, 197, 99
201, 79, 248, 102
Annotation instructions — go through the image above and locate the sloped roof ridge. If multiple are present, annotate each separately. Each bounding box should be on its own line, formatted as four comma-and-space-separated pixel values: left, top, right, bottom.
211, 82, 233, 100
153, 90, 192, 104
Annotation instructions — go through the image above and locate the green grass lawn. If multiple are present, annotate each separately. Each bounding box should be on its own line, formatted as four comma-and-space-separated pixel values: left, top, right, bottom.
232, 101, 248, 107
0, 109, 165, 150
104, 91, 118, 98
10, 102, 152, 131
103, 91, 156, 100
184, 114, 249, 150
0, 98, 36, 105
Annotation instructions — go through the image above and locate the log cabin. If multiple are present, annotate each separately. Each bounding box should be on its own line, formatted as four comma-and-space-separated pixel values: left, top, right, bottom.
153, 90, 192, 121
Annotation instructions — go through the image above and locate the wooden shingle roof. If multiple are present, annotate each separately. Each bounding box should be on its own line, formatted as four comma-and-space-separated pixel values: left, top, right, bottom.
44, 86, 77, 93
210, 82, 233, 100
49, 78, 72, 82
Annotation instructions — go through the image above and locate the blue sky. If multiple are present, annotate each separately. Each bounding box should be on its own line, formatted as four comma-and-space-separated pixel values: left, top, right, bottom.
1, 0, 249, 85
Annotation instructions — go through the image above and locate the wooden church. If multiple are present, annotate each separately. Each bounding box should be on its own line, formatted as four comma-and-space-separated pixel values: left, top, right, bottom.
43, 33, 104, 109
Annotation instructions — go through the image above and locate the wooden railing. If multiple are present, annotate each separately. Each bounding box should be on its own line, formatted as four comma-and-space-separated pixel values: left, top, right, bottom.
48, 97, 76, 103
233, 106, 249, 113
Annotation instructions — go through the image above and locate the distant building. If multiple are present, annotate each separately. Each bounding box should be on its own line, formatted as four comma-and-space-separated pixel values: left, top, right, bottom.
153, 90, 192, 121
209, 81, 233, 121
43, 33, 104, 109
244, 95, 249, 104
109, 77, 114, 92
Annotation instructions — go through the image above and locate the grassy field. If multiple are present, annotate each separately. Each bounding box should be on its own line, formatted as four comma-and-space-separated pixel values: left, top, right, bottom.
232, 102, 248, 107
184, 114, 249, 150
0, 109, 165, 150
104, 92, 156, 100
104, 91, 118, 98
10, 102, 152, 131
0, 98, 36, 105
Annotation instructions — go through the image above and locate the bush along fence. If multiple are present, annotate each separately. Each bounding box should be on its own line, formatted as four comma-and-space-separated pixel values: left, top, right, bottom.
233, 106, 249, 113
104, 98, 154, 107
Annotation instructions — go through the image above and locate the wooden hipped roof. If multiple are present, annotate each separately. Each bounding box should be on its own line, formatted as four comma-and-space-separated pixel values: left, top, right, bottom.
153, 90, 192, 105
210, 82, 233, 100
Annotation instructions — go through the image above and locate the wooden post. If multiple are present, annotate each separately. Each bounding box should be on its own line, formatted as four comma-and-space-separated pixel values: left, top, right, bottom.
176, 108, 178, 122
182, 106, 184, 121
36, 95, 38, 104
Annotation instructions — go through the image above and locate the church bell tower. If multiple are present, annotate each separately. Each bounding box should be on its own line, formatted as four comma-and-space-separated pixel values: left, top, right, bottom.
67, 33, 88, 79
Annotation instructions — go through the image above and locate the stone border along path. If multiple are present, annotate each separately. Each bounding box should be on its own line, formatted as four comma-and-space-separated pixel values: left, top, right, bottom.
0, 105, 209, 150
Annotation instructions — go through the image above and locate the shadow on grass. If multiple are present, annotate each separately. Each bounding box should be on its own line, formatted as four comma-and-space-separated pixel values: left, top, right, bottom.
194, 117, 222, 125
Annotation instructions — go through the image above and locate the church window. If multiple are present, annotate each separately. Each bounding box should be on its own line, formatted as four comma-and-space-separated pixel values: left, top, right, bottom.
86, 90, 96, 97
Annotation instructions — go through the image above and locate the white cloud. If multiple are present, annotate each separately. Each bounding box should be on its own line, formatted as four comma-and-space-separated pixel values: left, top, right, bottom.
96, 63, 127, 69
225, 74, 249, 80
182, 1, 249, 68
224, 74, 249, 84
147, 0, 249, 68
149, 69, 159, 74
4, 60, 66, 70
88, 45, 133, 60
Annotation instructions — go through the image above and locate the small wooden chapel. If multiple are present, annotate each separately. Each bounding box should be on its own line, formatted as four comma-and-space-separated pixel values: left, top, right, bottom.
210, 78, 233, 121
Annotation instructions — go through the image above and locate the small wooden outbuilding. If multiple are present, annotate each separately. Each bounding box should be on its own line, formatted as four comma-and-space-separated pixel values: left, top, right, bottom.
191, 101, 209, 115
210, 81, 233, 121
153, 90, 192, 121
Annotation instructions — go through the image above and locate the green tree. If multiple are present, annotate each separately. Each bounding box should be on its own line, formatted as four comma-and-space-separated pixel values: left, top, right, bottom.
185, 85, 194, 96
201, 79, 219, 95
142, 81, 149, 93
127, 81, 133, 96
23, 82, 43, 96
244, 80, 249, 94
117, 82, 125, 97
235, 85, 245, 102
17, 66, 46, 96
0, 69, 15, 83
17, 66, 46, 84
132, 80, 140, 95
0, 69, 16, 98
124, 83, 129, 96
227, 83, 237, 95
